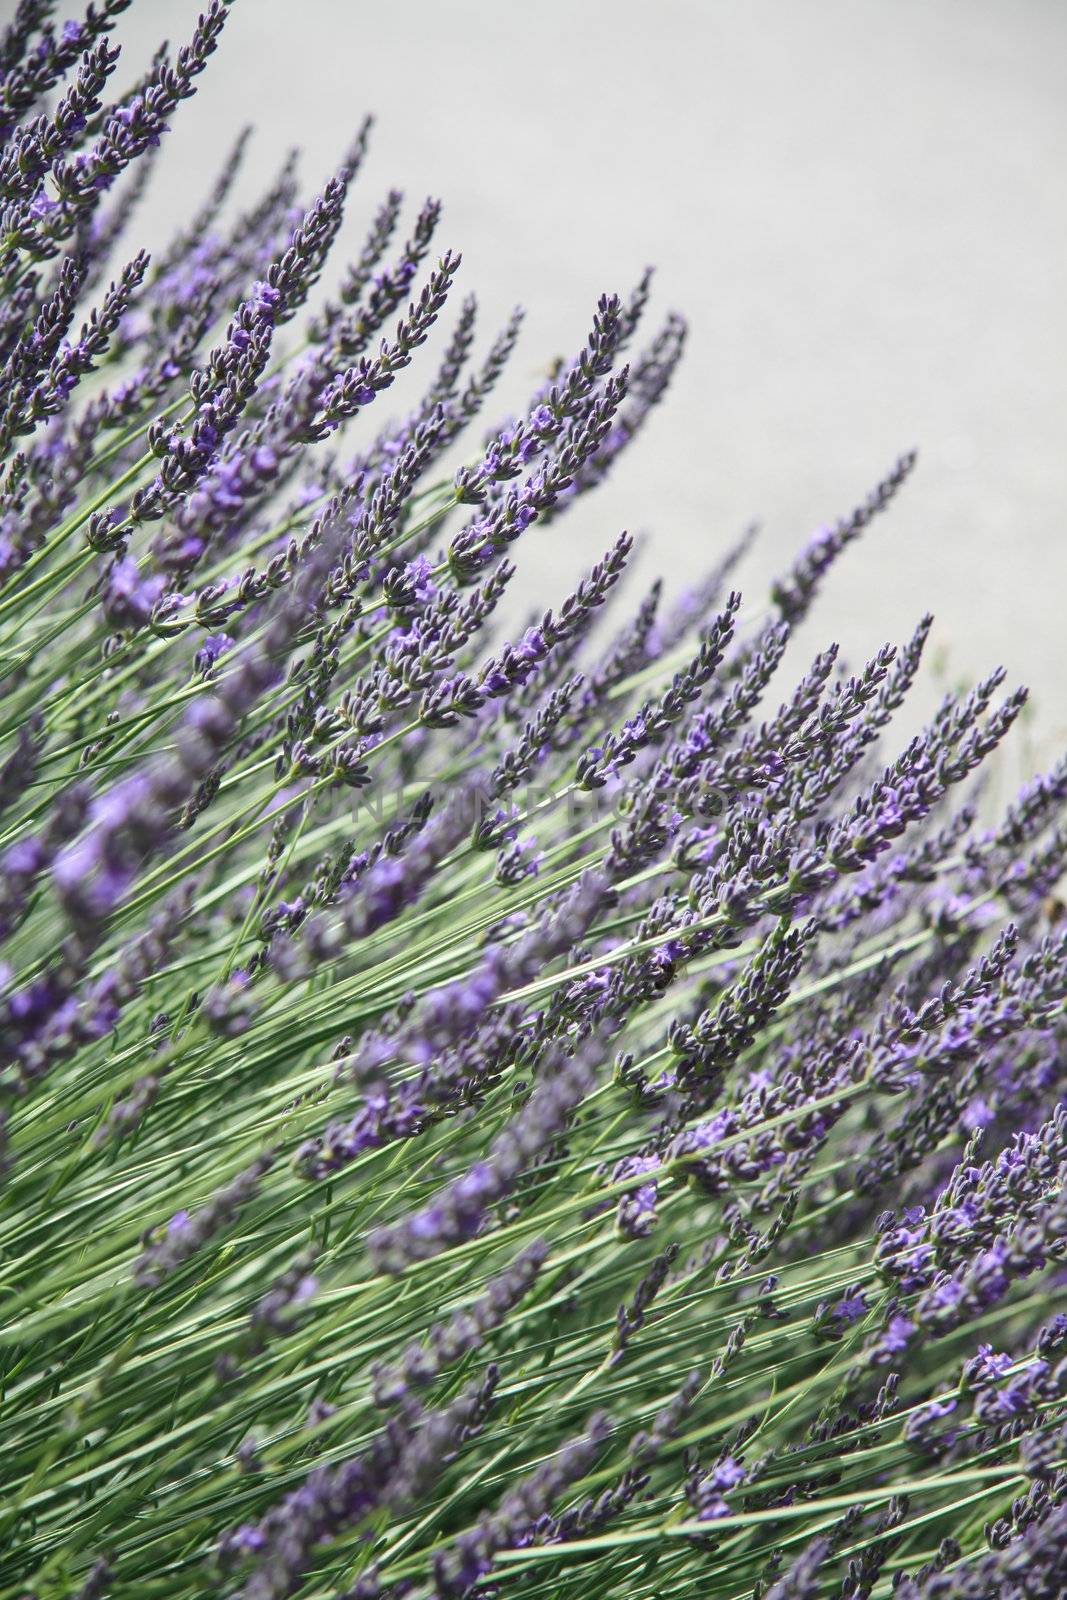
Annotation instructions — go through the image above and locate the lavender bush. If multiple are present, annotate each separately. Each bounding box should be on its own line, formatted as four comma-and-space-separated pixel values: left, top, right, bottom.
1, 5, 1066, 1598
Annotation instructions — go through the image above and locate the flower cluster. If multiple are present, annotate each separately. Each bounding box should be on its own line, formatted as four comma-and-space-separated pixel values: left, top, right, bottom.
0, 9, 1064, 1600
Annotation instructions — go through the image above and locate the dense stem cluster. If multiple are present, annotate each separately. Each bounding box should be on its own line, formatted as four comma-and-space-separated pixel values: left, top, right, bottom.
0, 8, 1065, 1600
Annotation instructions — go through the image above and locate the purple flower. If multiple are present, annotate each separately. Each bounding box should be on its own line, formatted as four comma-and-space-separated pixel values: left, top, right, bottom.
102, 555, 167, 628
834, 1289, 867, 1325
962, 1343, 1014, 1389
712, 1456, 746, 1489
194, 632, 234, 676
688, 1455, 747, 1521
612, 1154, 661, 1241
869, 1314, 915, 1364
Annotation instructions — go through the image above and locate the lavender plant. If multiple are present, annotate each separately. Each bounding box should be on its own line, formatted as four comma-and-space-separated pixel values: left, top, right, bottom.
1, 6, 1066, 1599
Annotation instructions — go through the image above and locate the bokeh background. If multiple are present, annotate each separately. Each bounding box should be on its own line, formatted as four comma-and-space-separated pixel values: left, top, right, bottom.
113, 0, 1065, 753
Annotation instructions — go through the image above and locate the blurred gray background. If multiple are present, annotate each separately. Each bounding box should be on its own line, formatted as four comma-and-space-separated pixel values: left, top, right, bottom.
114, 0, 1065, 751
